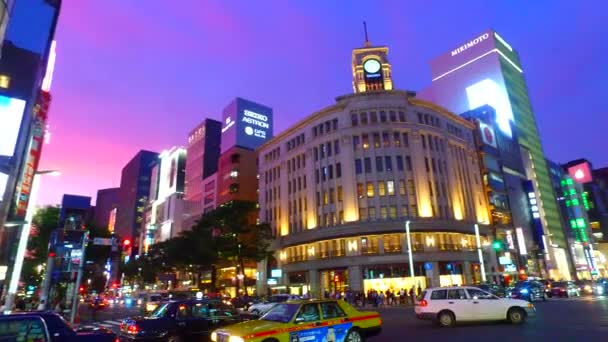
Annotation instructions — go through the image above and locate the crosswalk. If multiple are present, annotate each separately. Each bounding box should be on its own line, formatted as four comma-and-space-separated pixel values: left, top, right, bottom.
78, 318, 123, 330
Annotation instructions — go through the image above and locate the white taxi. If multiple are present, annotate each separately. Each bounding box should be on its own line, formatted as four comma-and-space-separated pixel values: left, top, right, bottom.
415, 286, 535, 327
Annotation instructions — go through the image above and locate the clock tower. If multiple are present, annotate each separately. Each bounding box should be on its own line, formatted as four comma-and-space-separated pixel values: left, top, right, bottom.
352, 23, 393, 93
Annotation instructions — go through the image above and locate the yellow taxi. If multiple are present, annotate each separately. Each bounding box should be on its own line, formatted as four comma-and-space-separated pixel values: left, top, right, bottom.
211, 299, 381, 342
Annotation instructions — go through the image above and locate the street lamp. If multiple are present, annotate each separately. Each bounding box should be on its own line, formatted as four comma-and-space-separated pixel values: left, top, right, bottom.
4, 169, 59, 313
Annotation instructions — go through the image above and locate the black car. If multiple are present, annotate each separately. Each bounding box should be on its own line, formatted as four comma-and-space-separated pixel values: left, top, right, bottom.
119, 299, 254, 341
476, 283, 506, 297
0, 311, 117, 342
512, 280, 547, 302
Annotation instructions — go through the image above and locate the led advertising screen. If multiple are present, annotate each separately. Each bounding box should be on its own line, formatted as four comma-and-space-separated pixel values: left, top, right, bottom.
221, 97, 273, 153
0, 95, 27, 157
568, 162, 593, 184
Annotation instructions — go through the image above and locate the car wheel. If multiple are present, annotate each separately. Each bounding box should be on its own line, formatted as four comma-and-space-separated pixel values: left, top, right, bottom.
508, 308, 526, 325
437, 311, 455, 327
346, 328, 364, 342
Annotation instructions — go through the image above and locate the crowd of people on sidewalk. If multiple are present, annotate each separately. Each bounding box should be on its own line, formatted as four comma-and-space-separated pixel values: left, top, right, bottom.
321, 284, 423, 308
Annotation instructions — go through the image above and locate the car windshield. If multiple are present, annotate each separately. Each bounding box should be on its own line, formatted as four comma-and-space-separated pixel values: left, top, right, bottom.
553, 282, 566, 287
150, 303, 170, 317
149, 295, 162, 302
260, 303, 300, 323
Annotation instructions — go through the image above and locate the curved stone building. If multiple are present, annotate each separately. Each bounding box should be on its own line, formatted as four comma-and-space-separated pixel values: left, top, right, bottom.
256, 41, 495, 296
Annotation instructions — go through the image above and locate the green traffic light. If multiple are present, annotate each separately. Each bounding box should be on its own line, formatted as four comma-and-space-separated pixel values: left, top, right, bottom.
492, 241, 502, 250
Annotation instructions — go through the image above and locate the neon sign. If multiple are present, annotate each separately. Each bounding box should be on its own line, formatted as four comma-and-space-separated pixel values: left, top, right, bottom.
451, 33, 490, 56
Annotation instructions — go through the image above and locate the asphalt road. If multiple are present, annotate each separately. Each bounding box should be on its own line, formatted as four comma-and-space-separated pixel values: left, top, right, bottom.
371, 296, 608, 341
79, 296, 608, 340
77, 301, 140, 330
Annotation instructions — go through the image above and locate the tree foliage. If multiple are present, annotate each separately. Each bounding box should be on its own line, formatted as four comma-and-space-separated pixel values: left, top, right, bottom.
28, 206, 60, 264
129, 201, 273, 289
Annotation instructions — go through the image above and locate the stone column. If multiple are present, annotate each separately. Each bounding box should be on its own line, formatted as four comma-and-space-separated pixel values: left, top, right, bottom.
348, 265, 363, 292
256, 259, 268, 296
425, 262, 440, 288
309, 269, 320, 298
463, 261, 473, 285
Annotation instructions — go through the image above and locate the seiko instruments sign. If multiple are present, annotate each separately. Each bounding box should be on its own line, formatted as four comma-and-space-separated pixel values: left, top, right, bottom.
451, 33, 490, 56
242, 109, 269, 138
221, 97, 273, 153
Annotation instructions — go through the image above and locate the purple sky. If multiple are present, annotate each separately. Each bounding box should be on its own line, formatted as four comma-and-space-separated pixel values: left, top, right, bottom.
36, 0, 608, 205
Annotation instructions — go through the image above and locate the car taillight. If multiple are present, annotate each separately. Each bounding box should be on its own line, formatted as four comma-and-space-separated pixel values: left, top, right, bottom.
128, 324, 139, 334
419, 299, 428, 307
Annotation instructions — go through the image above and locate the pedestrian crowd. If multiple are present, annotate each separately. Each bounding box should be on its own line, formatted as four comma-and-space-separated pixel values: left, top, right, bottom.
322, 284, 423, 308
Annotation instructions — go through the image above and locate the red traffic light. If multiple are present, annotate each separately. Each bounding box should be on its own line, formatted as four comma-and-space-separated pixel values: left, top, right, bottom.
123, 239, 131, 246
79, 286, 84, 292
112, 282, 118, 288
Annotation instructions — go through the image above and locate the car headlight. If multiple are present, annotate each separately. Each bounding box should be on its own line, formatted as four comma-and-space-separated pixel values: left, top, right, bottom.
211, 332, 217, 342
228, 336, 244, 342
585, 285, 592, 291
520, 288, 529, 294
527, 303, 534, 309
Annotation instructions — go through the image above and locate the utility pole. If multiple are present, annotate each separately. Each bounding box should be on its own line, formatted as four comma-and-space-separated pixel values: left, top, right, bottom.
39, 229, 58, 310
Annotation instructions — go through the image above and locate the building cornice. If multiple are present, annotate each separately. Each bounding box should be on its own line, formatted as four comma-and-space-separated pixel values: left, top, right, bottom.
408, 97, 476, 129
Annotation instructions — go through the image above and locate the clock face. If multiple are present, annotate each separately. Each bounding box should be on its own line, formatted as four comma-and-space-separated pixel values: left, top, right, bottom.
363, 59, 381, 74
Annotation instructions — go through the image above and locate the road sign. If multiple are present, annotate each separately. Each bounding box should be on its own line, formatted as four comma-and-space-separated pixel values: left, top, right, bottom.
93, 237, 112, 246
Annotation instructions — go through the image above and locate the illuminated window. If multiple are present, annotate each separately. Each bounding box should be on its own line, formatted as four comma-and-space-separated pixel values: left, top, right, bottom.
357, 183, 364, 198
373, 133, 381, 148
387, 180, 395, 195
323, 191, 329, 205
393, 132, 401, 147
389, 206, 397, 218
0, 75, 10, 88
378, 182, 386, 196
362, 134, 369, 149
366, 182, 375, 197
399, 180, 406, 196
337, 186, 343, 202
380, 206, 388, 219
369, 207, 377, 220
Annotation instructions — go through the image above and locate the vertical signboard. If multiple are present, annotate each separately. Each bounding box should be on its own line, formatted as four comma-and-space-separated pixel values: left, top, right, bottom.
221, 98, 273, 153
12, 91, 50, 220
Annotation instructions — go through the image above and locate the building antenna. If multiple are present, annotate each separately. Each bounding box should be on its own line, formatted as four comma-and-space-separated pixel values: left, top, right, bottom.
363, 21, 371, 47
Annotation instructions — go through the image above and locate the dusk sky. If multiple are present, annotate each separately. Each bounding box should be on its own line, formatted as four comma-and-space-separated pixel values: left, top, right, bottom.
9, 0, 608, 206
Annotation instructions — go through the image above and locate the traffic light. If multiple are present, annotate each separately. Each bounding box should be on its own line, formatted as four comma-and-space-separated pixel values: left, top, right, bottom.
123, 239, 131, 247
112, 282, 118, 289
79, 286, 85, 293
492, 240, 502, 251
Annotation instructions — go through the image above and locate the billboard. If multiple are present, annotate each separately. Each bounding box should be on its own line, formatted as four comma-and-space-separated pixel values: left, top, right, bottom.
13, 91, 51, 219
0, 95, 27, 157
157, 147, 186, 200
221, 97, 273, 153
568, 161, 593, 184
478, 121, 497, 148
